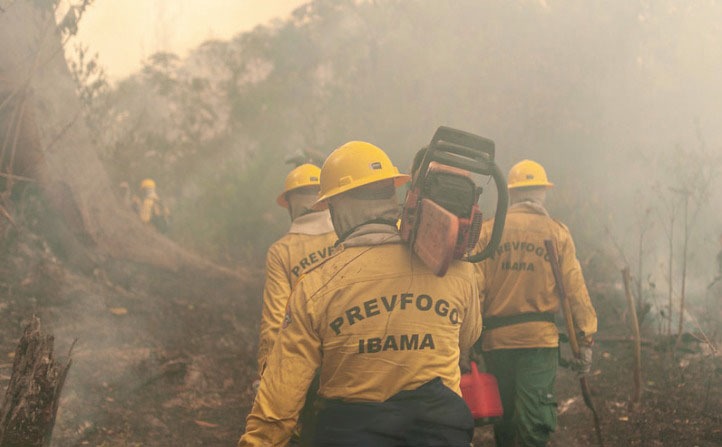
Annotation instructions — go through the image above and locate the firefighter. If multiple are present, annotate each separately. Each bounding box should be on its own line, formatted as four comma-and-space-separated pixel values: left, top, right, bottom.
135, 178, 170, 233
256, 163, 337, 378
238, 141, 482, 447
473, 159, 597, 447
255, 163, 337, 446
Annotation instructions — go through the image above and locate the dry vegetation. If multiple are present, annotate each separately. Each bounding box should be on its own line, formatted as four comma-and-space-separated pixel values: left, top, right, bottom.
1, 0, 721, 445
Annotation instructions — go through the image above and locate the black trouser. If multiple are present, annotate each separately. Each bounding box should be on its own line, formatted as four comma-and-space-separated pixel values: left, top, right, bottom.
313, 378, 474, 447
296, 374, 320, 447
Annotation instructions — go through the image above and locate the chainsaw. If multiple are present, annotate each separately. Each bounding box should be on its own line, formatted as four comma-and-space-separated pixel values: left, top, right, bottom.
399, 127, 509, 423
400, 126, 508, 276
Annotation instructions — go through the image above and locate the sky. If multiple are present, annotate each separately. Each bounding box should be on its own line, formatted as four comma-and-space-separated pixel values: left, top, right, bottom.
65, 0, 308, 80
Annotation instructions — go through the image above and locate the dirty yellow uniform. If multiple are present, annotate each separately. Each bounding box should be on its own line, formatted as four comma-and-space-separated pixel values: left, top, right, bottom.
475, 202, 597, 446
136, 193, 167, 224
240, 242, 482, 447
138, 196, 157, 223
256, 212, 336, 376
476, 202, 597, 348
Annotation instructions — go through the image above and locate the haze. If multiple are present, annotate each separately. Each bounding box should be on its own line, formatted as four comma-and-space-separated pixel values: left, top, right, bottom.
1, 1, 721, 444
63, 0, 307, 79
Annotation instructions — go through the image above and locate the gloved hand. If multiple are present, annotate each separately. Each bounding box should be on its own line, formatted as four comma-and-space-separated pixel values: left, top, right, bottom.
571, 344, 593, 376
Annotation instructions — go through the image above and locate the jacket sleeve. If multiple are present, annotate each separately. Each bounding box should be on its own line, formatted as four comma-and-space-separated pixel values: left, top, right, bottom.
239, 282, 322, 447
459, 271, 483, 355
559, 231, 597, 342
256, 244, 291, 377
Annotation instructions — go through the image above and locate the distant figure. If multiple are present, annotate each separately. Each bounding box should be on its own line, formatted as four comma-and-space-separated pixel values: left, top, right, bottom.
117, 181, 132, 208
135, 178, 170, 233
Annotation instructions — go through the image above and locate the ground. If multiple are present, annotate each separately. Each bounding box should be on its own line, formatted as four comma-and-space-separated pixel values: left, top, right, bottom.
0, 228, 259, 446
474, 288, 722, 447
1, 228, 721, 446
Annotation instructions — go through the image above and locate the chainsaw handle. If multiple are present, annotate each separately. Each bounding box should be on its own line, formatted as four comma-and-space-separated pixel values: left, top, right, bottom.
416, 127, 496, 184
430, 126, 495, 159
467, 162, 508, 263
432, 148, 497, 176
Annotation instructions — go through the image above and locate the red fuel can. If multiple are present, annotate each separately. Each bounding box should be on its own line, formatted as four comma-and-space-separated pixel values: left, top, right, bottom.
460, 361, 503, 425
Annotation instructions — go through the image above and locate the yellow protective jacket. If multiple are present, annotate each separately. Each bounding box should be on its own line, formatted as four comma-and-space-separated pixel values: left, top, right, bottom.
256, 211, 336, 377
240, 241, 482, 447
475, 201, 597, 351
138, 196, 156, 223
136, 191, 168, 224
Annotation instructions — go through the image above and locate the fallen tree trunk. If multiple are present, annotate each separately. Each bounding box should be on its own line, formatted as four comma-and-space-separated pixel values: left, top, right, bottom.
0, 317, 71, 447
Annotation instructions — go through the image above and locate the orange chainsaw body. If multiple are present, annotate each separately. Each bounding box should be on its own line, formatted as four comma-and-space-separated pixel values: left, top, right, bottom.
409, 199, 458, 276
400, 162, 483, 276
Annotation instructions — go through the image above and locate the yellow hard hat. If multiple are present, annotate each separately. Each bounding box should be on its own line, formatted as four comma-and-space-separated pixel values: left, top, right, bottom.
507, 159, 554, 189
315, 141, 410, 207
276, 163, 322, 208
140, 178, 156, 190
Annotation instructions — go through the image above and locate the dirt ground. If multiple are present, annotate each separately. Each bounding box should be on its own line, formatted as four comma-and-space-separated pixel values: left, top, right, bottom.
0, 228, 259, 446
1, 228, 721, 446
471, 286, 722, 447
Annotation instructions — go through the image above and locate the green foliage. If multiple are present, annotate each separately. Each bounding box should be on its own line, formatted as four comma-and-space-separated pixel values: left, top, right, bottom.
169, 139, 288, 263
57, 0, 95, 36
75, 0, 722, 270
68, 43, 108, 109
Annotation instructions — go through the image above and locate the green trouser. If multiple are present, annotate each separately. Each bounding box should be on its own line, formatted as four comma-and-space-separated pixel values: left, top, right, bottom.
482, 348, 558, 447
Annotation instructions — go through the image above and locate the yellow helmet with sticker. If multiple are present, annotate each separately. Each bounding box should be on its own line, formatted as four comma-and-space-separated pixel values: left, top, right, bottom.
314, 141, 410, 208
277, 164, 322, 208
507, 159, 554, 189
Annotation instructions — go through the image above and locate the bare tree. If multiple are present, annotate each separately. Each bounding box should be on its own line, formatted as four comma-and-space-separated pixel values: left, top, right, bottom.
671, 188, 690, 349
663, 134, 721, 354
604, 200, 655, 328
622, 268, 643, 408
652, 182, 678, 336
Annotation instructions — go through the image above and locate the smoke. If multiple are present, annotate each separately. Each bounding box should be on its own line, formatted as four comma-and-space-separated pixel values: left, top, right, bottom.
75, 0, 722, 303
2, 0, 719, 442
47, 1, 722, 432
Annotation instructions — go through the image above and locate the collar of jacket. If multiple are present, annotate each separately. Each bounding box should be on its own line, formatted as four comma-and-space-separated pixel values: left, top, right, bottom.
341, 223, 402, 248
288, 209, 334, 235
509, 200, 550, 217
